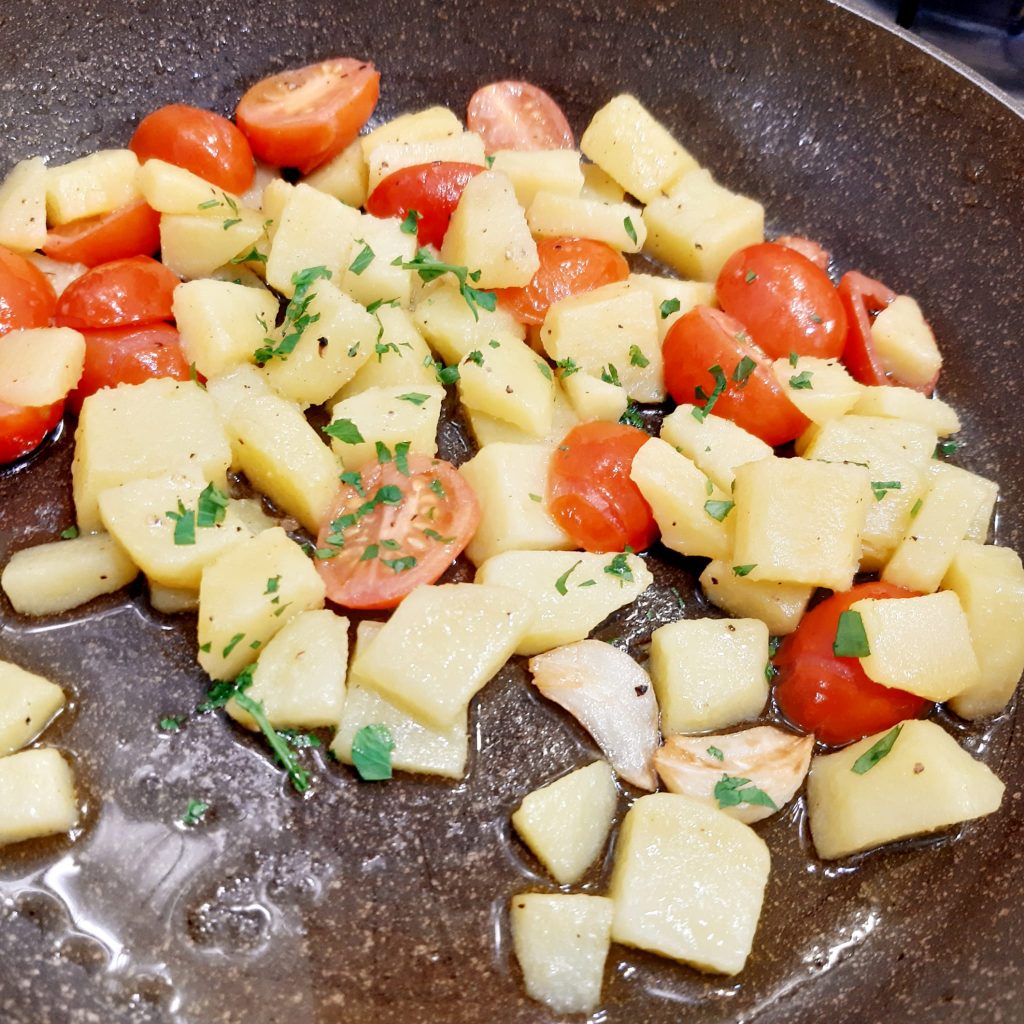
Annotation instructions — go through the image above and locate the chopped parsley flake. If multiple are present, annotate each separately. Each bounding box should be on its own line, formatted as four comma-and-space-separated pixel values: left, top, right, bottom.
744, 269, 758, 284
555, 357, 580, 379
181, 799, 209, 826
222, 633, 245, 659
732, 355, 757, 386
555, 560, 582, 596
393, 440, 411, 476
159, 716, 182, 732
706, 745, 725, 761
429, 479, 446, 500
382, 555, 417, 573
629, 345, 650, 368
851, 724, 902, 775
391, 248, 496, 320
871, 480, 903, 501
910, 497, 923, 518
732, 563, 757, 577
691, 364, 727, 422
339, 471, 366, 496
603, 552, 634, 585
323, 418, 365, 445
265, 576, 281, 595
834, 610, 870, 657
196, 482, 229, 528
351, 723, 395, 781
465, 349, 484, 366
659, 298, 681, 319
601, 363, 622, 387
528, 493, 542, 503
935, 439, 961, 458
536, 360, 553, 381
789, 351, 799, 367
619, 402, 644, 429
714, 774, 777, 811
623, 216, 638, 244
166, 500, 196, 546
398, 392, 430, 406
348, 240, 375, 276
704, 499, 735, 522
789, 370, 814, 390
400, 209, 420, 235
59, 526, 79, 540
254, 265, 331, 364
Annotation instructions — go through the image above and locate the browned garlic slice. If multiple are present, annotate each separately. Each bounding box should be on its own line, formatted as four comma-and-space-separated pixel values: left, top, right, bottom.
528, 639, 659, 791
654, 726, 814, 823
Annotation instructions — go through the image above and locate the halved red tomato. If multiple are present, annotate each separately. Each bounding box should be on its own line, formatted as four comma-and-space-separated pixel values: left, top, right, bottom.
235, 58, 380, 174
496, 237, 629, 326
315, 454, 480, 610
0, 399, 63, 464
467, 81, 574, 153
365, 162, 484, 248
838, 271, 897, 388
0, 246, 57, 336
774, 235, 830, 272
548, 422, 658, 554
55, 256, 180, 330
42, 199, 161, 267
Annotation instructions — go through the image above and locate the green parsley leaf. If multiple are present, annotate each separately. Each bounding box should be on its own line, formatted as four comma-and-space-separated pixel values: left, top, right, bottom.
691, 364, 727, 422
910, 497, 923, 518
555, 357, 580, 379
555, 560, 582, 596
166, 500, 196, 546
278, 730, 322, 749
365, 297, 400, 314
222, 633, 245, 659
400, 209, 420, 235
230, 246, 267, 265
398, 392, 429, 406
59, 526, 79, 540
254, 265, 331, 363
375, 441, 392, 464
619, 402, 644, 429
623, 216, 638, 244
629, 345, 650, 368
323, 418, 365, 445
659, 298, 681, 319
434, 361, 460, 386
789, 370, 814, 390
603, 552, 634, 585
159, 716, 182, 732
264, 575, 281, 595
705, 477, 715, 496
528, 493, 542, 503
429, 479, 446, 500
744, 269, 758, 284
233, 684, 311, 793
704, 499, 735, 522
578, 579, 597, 588
871, 480, 903, 501
197, 198, 220, 210
339, 471, 366, 496
935, 439, 961, 458
222, 217, 242, 230
360, 544, 380, 562
382, 555, 417, 573
789, 351, 799, 367
811, 312, 823, 324
851, 724, 903, 775
833, 610, 870, 657
732, 563, 757, 577
714, 774, 777, 811
536, 360, 553, 381
377, 484, 403, 505
422, 528, 455, 543
348, 240, 375, 276
394, 440, 411, 476
351, 723, 395, 781
488, 339, 501, 348
706, 745, 725, 761
391, 249, 495, 320
181, 799, 209, 826
600, 363, 622, 387
196, 482, 229, 528
465, 349, 484, 366
199, 642, 212, 654
732, 355, 757, 386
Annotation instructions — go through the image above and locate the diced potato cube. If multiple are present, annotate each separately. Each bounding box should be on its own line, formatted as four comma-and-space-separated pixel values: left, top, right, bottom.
0, 327, 85, 407
46, 149, 140, 225
852, 591, 979, 702
561, 370, 628, 422
540, 281, 663, 402
475, 550, 653, 656
806, 719, 1004, 860
360, 106, 463, 161
660, 404, 772, 492
197, 527, 325, 681
138, 158, 243, 216
261, 280, 377, 407
650, 617, 769, 734
205, 362, 274, 421
580, 94, 698, 203
72, 378, 231, 532
944, 543, 1024, 719
302, 138, 369, 208
226, 609, 348, 730
159, 208, 265, 280
771, 356, 863, 424
367, 132, 486, 192
239, 161, 282, 213
1, 533, 137, 616
266, 184, 361, 298
98, 472, 251, 590
643, 169, 764, 281
0, 749, 79, 847
413, 279, 525, 363
440, 171, 538, 288
224, 392, 341, 533
628, 273, 716, 341
883, 462, 996, 593
338, 212, 416, 309
351, 583, 534, 727
457, 338, 554, 436
490, 149, 583, 208
0, 157, 47, 251
327, 385, 442, 470
260, 178, 292, 240
870, 295, 941, 390
0, 661, 66, 757
459, 443, 573, 565
581, 163, 624, 203
465, 382, 580, 448
852, 385, 960, 437
732, 457, 870, 590
630, 438, 734, 560
609, 792, 770, 975
953, 461, 999, 544
512, 760, 618, 884
526, 192, 645, 253
147, 581, 198, 615
699, 560, 812, 635
331, 621, 469, 779
173, 279, 278, 379
511, 894, 614, 1016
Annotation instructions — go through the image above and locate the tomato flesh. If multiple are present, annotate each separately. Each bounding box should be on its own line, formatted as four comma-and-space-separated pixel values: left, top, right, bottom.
365, 162, 484, 249
662, 306, 810, 447
838, 271, 897, 388
0, 246, 57, 337
130, 103, 255, 194
315, 455, 480, 610
774, 582, 931, 746
467, 81, 574, 153
774, 235, 830, 272
716, 243, 847, 360
69, 323, 191, 415
43, 199, 161, 267
55, 256, 180, 330
236, 58, 380, 174
0, 399, 63, 464
548, 422, 658, 554
496, 237, 629, 326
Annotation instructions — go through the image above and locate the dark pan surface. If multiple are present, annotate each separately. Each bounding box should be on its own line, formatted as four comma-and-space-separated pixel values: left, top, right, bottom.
1, 1, 1022, 1021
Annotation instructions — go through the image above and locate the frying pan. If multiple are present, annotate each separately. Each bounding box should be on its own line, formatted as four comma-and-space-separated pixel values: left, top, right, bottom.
1, 0, 1022, 1021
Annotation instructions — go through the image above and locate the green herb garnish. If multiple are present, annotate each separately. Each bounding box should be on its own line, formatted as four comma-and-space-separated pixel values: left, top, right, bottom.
732, 563, 756, 577
555, 560, 582, 596
400, 209, 420, 235
603, 552, 634, 585
348, 240, 375, 276
398, 392, 430, 406
323, 418, 365, 445
704, 499, 735, 522
391, 248, 496, 320
834, 610, 870, 658
851, 725, 902, 775
789, 370, 814, 390
181, 799, 209, 826
659, 298, 681, 319
714, 774, 777, 810
629, 345, 650, 368
623, 216, 638, 244
351, 723, 395, 781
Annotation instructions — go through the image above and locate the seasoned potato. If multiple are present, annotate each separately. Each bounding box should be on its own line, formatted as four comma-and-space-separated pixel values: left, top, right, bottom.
0, 157, 47, 251
628, 273, 716, 341
0, 749, 79, 847
138, 158, 243, 216
366, 132, 486, 192
526, 193, 646, 253
0, 327, 84, 407
580, 162, 624, 203
464, 382, 580, 448
0, 660, 66, 757
852, 385, 960, 437
413, 278, 525, 363
560, 370, 628, 422
159, 208, 265, 280
771, 356, 863, 424
337, 211, 417, 309
490, 149, 584, 208
699, 560, 813, 635
302, 138, 369, 208
870, 295, 941, 390
47, 149, 140, 224
360, 106, 463, 161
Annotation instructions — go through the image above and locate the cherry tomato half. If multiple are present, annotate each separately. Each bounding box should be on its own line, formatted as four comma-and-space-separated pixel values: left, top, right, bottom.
43, 199, 161, 267
130, 103, 255, 194
774, 582, 931, 746
838, 271, 897, 388
548, 422, 658, 554
315, 455, 480, 610
774, 235, 830, 272
55, 256, 180, 331
716, 243, 847, 361
0, 399, 63, 464
467, 81, 574, 153
236, 58, 380, 174
0, 246, 57, 337
365, 162, 484, 249
496, 237, 629, 326
69, 323, 191, 415
662, 306, 810, 447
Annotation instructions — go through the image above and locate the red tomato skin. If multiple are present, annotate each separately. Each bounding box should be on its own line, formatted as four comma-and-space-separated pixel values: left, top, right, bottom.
365, 162, 484, 248
0, 246, 57, 336
467, 81, 574, 153
43, 200, 161, 267
69, 323, 191, 415
496, 237, 630, 326
235, 58, 380, 174
55, 256, 180, 330
548, 422, 659, 554
774, 235, 830, 272
0, 399, 63, 464
130, 103, 255, 194
716, 243, 847, 360
662, 306, 810, 447
774, 582, 931, 746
